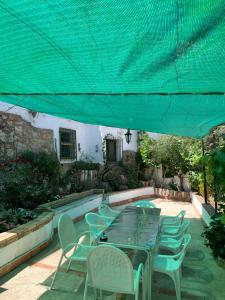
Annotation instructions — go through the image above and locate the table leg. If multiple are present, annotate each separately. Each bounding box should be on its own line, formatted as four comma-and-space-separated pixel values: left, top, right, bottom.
148, 252, 153, 300
143, 250, 151, 300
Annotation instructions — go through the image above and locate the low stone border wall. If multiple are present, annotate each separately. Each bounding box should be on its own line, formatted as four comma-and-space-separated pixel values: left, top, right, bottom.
0, 212, 53, 277
154, 188, 191, 201
191, 193, 213, 226
108, 186, 191, 206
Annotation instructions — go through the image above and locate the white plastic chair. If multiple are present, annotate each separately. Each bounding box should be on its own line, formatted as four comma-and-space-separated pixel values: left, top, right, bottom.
50, 214, 94, 290
85, 212, 112, 239
133, 200, 156, 208
98, 203, 120, 219
161, 210, 186, 226
160, 220, 190, 238
153, 234, 191, 300
83, 245, 144, 300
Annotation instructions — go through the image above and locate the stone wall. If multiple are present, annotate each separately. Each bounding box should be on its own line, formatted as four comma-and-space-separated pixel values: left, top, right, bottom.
0, 112, 54, 160
122, 150, 136, 165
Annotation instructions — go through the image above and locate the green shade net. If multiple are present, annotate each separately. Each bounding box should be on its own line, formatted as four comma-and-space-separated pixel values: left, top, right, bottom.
0, 1, 225, 138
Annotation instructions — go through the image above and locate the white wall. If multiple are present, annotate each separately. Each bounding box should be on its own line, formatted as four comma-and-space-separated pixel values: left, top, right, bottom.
0, 221, 52, 268
100, 126, 138, 152
0, 101, 138, 164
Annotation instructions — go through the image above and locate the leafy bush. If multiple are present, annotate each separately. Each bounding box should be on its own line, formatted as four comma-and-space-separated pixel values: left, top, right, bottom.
122, 164, 140, 189
202, 205, 225, 259
70, 160, 100, 171
188, 171, 203, 192
67, 161, 100, 193
0, 162, 31, 209
204, 145, 225, 202
0, 151, 62, 209
102, 166, 124, 191
0, 208, 38, 233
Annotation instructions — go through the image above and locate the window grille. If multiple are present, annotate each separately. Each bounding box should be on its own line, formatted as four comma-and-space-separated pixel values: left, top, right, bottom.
59, 128, 76, 160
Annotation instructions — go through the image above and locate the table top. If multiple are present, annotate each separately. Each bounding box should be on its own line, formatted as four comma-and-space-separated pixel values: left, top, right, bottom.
97, 206, 161, 251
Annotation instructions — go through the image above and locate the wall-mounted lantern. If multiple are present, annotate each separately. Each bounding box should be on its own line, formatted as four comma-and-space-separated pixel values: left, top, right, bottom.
78, 143, 81, 152
95, 145, 99, 152
125, 129, 132, 144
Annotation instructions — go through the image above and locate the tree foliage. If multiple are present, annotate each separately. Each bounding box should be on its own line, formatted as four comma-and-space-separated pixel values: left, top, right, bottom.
139, 134, 202, 178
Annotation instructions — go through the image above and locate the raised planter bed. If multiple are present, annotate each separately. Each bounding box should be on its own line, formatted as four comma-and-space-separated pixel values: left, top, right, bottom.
0, 189, 104, 276
0, 212, 53, 277
47, 189, 104, 229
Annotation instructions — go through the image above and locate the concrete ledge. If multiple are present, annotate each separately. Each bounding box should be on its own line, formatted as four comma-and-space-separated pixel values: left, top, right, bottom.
0, 239, 52, 277
108, 186, 191, 206
0, 212, 54, 248
51, 193, 103, 229
0, 213, 53, 276
38, 189, 104, 210
108, 187, 155, 205
191, 193, 213, 226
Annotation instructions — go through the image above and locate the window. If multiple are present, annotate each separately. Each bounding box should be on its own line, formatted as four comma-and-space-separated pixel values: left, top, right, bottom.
59, 128, 76, 160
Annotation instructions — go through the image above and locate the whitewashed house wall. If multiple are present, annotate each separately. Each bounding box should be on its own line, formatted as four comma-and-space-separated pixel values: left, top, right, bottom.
0, 101, 138, 164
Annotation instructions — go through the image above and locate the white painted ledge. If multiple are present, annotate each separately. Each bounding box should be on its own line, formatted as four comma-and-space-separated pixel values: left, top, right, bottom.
191, 192, 212, 226
108, 187, 155, 205
0, 221, 52, 269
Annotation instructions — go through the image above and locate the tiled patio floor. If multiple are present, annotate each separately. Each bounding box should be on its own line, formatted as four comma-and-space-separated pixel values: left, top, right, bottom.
0, 199, 224, 300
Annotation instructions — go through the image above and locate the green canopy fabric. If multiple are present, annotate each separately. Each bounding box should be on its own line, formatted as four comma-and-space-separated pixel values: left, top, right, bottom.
0, 1, 225, 138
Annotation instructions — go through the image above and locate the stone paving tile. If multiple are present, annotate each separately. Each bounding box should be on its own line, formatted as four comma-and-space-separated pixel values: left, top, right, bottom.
0, 200, 224, 300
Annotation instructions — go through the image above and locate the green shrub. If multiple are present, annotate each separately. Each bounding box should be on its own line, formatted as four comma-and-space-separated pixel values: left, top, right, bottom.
123, 165, 140, 189
71, 160, 100, 171
67, 161, 100, 193
0, 151, 62, 209
202, 206, 225, 259
188, 171, 203, 192
0, 207, 38, 233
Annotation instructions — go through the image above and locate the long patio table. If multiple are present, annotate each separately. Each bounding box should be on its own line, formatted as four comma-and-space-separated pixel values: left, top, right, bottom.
96, 205, 161, 300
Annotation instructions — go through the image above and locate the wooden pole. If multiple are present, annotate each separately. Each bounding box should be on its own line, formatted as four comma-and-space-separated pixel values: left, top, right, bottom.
202, 139, 208, 204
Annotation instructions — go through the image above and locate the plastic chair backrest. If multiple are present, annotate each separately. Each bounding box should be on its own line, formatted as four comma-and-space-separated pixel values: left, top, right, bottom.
177, 210, 186, 224
178, 220, 190, 237
85, 212, 108, 226
87, 245, 134, 293
176, 234, 191, 264
134, 200, 156, 208
99, 204, 110, 215
58, 214, 76, 254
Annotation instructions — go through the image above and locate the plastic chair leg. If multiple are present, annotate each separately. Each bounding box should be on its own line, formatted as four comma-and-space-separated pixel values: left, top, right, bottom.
50, 253, 64, 290
67, 260, 72, 272
172, 270, 181, 300
83, 274, 88, 300
93, 288, 97, 300
135, 290, 139, 300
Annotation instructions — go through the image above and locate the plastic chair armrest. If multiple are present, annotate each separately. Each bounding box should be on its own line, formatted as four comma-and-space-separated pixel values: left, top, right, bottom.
63, 242, 79, 258
136, 263, 144, 281
156, 252, 180, 260
77, 230, 92, 239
